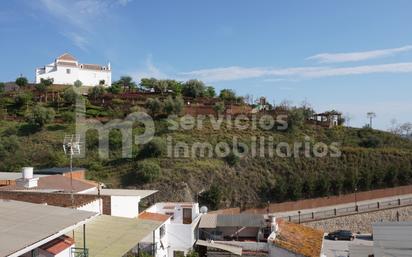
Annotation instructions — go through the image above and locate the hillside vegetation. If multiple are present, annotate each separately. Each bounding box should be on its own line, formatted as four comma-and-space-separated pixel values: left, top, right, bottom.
1, 79, 412, 210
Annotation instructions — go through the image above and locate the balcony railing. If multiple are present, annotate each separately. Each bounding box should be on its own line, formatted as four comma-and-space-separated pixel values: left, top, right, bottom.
72, 247, 89, 257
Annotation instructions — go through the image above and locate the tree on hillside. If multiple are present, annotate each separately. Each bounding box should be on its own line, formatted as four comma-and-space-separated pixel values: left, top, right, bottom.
199, 185, 222, 210
163, 96, 184, 115
140, 78, 158, 90
107, 81, 122, 94
15, 76, 28, 88
205, 86, 216, 97
145, 98, 163, 117
74, 80, 83, 88
63, 88, 79, 106
117, 76, 136, 92
88, 86, 106, 100
213, 102, 225, 114
26, 105, 55, 128
15, 92, 33, 110
181, 79, 206, 98
0, 82, 4, 93
135, 160, 161, 183
35, 78, 53, 101
219, 89, 237, 102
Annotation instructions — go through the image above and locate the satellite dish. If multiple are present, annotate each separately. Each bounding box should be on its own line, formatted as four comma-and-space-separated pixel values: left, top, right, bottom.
200, 206, 208, 214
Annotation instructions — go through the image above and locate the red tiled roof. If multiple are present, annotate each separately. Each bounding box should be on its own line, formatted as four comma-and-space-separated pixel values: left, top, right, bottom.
57, 53, 77, 61
0, 175, 96, 193
139, 211, 170, 222
81, 64, 103, 70
273, 220, 323, 257
40, 235, 74, 255
57, 61, 78, 67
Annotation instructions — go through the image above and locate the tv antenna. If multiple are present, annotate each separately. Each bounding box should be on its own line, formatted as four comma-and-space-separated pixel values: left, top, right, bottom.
63, 134, 81, 208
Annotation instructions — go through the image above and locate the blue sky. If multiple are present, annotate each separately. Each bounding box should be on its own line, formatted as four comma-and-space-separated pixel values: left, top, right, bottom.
1, 0, 412, 129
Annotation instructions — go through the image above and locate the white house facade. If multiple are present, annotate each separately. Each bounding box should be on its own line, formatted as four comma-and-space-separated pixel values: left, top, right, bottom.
35, 53, 111, 87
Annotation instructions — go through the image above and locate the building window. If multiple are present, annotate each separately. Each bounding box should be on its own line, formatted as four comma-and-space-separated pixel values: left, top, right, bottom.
66, 69, 71, 74
160, 225, 166, 238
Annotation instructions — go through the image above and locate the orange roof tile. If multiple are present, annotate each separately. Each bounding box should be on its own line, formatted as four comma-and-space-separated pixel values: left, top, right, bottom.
40, 235, 74, 255
139, 211, 170, 222
57, 53, 77, 61
273, 220, 323, 257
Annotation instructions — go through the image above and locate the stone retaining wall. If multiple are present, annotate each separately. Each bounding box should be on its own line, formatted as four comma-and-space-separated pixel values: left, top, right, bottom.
304, 206, 412, 233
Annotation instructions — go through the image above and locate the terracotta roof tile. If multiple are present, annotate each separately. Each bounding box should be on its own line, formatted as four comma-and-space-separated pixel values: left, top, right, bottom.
139, 211, 170, 222
81, 64, 103, 70
0, 175, 96, 193
57, 61, 78, 67
40, 235, 74, 255
57, 53, 77, 61
273, 220, 323, 257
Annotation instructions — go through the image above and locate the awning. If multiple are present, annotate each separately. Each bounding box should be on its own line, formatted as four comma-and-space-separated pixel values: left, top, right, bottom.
196, 240, 242, 256
72, 215, 163, 257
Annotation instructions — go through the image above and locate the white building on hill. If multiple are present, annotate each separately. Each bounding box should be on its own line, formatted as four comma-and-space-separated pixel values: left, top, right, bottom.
35, 53, 111, 87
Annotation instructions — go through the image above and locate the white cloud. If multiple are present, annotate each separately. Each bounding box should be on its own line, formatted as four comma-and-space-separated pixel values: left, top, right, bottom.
131, 55, 169, 82
180, 62, 412, 82
307, 45, 412, 63
37, 0, 131, 50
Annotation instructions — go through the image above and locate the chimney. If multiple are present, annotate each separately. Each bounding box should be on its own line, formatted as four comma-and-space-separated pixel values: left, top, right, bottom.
16, 167, 39, 188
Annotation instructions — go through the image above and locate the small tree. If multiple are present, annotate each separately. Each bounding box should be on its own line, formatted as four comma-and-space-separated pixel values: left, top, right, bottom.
118, 76, 136, 92
0, 82, 5, 93
182, 79, 205, 98
88, 86, 106, 100
163, 96, 184, 115
205, 86, 216, 98
145, 98, 163, 117
26, 105, 55, 128
136, 160, 161, 183
74, 80, 83, 88
219, 89, 236, 102
199, 185, 222, 210
213, 102, 225, 114
15, 92, 33, 110
138, 137, 166, 159
63, 88, 79, 106
15, 76, 28, 87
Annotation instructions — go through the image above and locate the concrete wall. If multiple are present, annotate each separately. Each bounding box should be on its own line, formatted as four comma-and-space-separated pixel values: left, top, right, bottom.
110, 195, 140, 218
77, 199, 102, 214
305, 205, 412, 233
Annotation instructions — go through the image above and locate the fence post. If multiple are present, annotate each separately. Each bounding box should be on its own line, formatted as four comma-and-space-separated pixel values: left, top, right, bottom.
377, 202, 380, 209
298, 211, 301, 224
288, 216, 291, 222
398, 198, 401, 206
312, 212, 314, 219
334, 208, 337, 216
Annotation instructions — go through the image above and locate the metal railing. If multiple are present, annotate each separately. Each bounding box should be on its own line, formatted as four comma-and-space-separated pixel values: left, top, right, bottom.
72, 248, 89, 257
282, 196, 412, 223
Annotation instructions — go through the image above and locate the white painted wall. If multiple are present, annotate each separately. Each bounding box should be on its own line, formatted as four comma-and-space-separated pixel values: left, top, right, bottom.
36, 63, 111, 87
77, 199, 102, 214
110, 195, 140, 218
139, 219, 171, 257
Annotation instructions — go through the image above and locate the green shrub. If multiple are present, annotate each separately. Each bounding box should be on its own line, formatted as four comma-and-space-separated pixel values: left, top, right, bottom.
136, 160, 161, 183
138, 137, 166, 159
